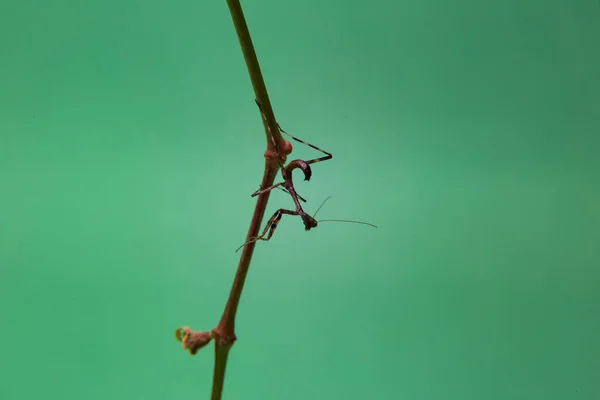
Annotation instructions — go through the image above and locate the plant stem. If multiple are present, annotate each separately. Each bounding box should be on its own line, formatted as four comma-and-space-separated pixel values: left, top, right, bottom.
225, 0, 289, 156
208, 1, 292, 399
210, 344, 231, 400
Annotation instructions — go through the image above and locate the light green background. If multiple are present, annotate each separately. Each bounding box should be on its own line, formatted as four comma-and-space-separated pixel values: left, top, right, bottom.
1, 0, 598, 399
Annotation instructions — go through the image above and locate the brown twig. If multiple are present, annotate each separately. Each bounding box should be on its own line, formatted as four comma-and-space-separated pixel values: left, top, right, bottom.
226, 0, 291, 161
174, 1, 293, 399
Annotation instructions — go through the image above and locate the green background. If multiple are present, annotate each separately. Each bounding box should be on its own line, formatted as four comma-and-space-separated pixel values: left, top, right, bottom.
1, 0, 598, 399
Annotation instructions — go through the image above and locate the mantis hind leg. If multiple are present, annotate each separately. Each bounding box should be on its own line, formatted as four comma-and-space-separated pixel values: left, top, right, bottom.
235, 208, 299, 253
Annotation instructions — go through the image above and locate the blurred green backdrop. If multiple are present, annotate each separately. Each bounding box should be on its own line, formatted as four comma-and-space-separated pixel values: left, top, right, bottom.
1, 0, 599, 399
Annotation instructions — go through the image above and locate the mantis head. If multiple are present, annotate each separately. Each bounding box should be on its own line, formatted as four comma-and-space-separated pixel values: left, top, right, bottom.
302, 214, 318, 231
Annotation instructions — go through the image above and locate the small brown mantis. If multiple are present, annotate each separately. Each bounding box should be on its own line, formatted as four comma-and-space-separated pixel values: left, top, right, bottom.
235, 101, 376, 253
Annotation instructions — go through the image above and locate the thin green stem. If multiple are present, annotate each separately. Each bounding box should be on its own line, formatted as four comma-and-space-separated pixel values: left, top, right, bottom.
210, 343, 231, 400
225, 0, 288, 155
208, 1, 293, 399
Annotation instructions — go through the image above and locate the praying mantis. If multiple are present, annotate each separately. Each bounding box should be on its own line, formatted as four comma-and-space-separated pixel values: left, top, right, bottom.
235, 100, 376, 253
